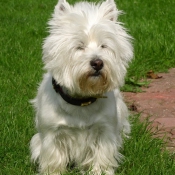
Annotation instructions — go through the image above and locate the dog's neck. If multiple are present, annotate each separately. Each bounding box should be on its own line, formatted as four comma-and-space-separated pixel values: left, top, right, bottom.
52, 78, 97, 107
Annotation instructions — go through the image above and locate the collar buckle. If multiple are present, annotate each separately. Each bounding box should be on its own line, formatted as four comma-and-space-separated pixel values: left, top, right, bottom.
81, 101, 92, 107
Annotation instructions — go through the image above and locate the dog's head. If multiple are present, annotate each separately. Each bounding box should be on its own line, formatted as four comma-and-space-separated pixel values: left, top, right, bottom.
43, 0, 133, 97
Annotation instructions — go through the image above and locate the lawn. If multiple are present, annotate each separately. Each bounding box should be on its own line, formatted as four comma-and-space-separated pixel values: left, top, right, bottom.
0, 0, 175, 174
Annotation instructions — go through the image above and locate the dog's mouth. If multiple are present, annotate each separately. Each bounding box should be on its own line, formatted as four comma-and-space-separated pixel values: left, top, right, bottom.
90, 70, 101, 77
79, 69, 111, 96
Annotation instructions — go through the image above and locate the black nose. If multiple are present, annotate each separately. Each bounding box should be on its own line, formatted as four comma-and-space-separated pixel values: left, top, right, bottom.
90, 59, 103, 71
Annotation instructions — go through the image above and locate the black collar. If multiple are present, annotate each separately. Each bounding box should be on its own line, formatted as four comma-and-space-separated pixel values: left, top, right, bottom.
52, 78, 97, 107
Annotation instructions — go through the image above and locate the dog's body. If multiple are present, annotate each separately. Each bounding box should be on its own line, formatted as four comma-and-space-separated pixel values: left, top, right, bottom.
30, 0, 133, 174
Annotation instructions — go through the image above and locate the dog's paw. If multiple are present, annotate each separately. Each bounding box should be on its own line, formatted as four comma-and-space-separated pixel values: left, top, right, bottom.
90, 167, 114, 175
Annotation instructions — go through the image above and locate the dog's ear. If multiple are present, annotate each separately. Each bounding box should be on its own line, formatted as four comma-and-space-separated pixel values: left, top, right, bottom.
55, 0, 71, 15
100, 0, 119, 21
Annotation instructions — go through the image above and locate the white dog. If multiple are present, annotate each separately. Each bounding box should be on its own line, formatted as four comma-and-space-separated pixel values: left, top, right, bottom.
30, 0, 133, 174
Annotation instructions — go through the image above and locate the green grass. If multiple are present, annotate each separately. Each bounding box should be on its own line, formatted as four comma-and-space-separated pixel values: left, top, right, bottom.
116, 115, 175, 175
119, 0, 175, 77
0, 0, 175, 174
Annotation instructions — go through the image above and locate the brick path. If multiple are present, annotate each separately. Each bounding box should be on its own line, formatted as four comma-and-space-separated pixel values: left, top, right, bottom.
123, 68, 175, 151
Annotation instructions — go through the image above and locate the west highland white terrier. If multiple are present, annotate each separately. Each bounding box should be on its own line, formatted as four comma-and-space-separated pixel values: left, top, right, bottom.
30, 0, 133, 174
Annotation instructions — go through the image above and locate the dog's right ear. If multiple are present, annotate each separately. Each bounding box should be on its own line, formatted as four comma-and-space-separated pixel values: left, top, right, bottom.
100, 0, 119, 21
55, 0, 71, 15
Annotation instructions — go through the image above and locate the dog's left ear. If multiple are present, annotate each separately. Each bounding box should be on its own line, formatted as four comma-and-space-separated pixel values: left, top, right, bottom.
54, 0, 71, 15
100, 0, 119, 21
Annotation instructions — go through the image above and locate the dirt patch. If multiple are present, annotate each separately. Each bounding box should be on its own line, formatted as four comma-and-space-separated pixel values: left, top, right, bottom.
123, 68, 175, 151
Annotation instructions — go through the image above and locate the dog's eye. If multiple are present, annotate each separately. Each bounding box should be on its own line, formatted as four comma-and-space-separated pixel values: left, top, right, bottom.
77, 46, 84, 50
101, 45, 107, 49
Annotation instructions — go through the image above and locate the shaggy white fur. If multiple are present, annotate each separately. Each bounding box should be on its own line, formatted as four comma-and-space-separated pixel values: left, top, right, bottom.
30, 0, 133, 174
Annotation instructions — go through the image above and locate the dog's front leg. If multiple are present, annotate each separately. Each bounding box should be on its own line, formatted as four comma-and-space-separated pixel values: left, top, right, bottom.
38, 133, 68, 175
84, 126, 122, 175
90, 139, 120, 175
